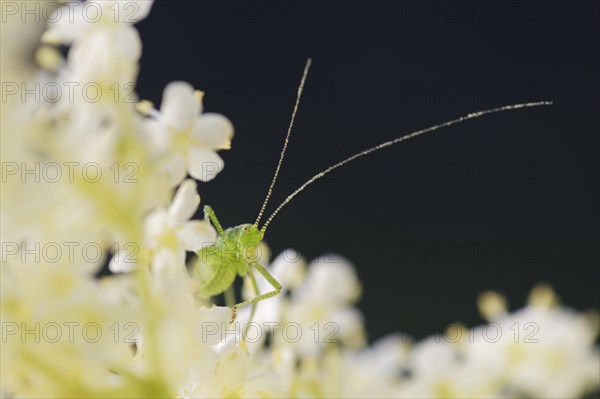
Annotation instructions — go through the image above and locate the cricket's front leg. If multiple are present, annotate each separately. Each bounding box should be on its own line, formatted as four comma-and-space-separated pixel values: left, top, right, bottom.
203, 205, 226, 239
230, 259, 282, 323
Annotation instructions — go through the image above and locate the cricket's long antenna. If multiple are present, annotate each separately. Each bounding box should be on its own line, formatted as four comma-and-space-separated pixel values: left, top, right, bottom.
254, 58, 313, 227
260, 101, 553, 233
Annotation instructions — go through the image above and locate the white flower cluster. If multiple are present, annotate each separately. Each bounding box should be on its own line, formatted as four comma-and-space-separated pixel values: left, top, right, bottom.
1, 2, 598, 398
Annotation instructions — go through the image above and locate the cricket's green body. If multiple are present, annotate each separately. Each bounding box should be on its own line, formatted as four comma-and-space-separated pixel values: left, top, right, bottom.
194, 222, 262, 297
193, 206, 280, 320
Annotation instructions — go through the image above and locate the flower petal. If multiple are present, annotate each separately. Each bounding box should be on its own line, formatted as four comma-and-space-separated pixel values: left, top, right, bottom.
187, 148, 224, 182
177, 220, 217, 251
169, 179, 199, 223
144, 119, 169, 157
151, 247, 185, 276
99, 0, 154, 24
41, 2, 87, 45
161, 153, 188, 187
300, 255, 362, 305
69, 27, 141, 82
160, 82, 199, 131
131, 0, 155, 22
109, 250, 139, 273
192, 113, 234, 150
271, 249, 306, 290
195, 306, 234, 346
144, 208, 169, 244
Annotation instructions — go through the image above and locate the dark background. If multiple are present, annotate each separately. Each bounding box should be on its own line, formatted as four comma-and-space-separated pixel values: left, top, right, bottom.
136, 1, 599, 342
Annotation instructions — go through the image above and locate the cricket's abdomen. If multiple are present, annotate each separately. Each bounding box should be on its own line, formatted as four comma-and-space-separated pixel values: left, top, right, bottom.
192, 241, 246, 298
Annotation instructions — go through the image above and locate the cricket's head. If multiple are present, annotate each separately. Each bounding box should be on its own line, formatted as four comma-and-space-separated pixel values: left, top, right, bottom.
233, 224, 264, 256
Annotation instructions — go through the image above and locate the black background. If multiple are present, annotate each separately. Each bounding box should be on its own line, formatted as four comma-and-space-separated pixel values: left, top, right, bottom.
136, 1, 599, 342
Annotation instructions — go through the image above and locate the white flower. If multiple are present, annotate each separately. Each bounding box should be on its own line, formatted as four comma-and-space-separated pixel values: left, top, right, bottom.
42, 0, 153, 46
110, 179, 216, 273
466, 285, 600, 399
324, 336, 409, 398
272, 254, 365, 356
145, 82, 234, 185
293, 257, 364, 345
1, 259, 145, 397
43, 1, 153, 83
69, 27, 142, 83
188, 341, 282, 398
400, 285, 600, 399
294, 255, 362, 305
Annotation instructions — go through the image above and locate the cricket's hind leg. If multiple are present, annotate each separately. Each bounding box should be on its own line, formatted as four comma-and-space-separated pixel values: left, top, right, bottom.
230, 259, 281, 323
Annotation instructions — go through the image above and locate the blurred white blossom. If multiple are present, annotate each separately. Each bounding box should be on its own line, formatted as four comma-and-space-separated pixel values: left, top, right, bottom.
110, 179, 216, 274
1, 3, 598, 399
